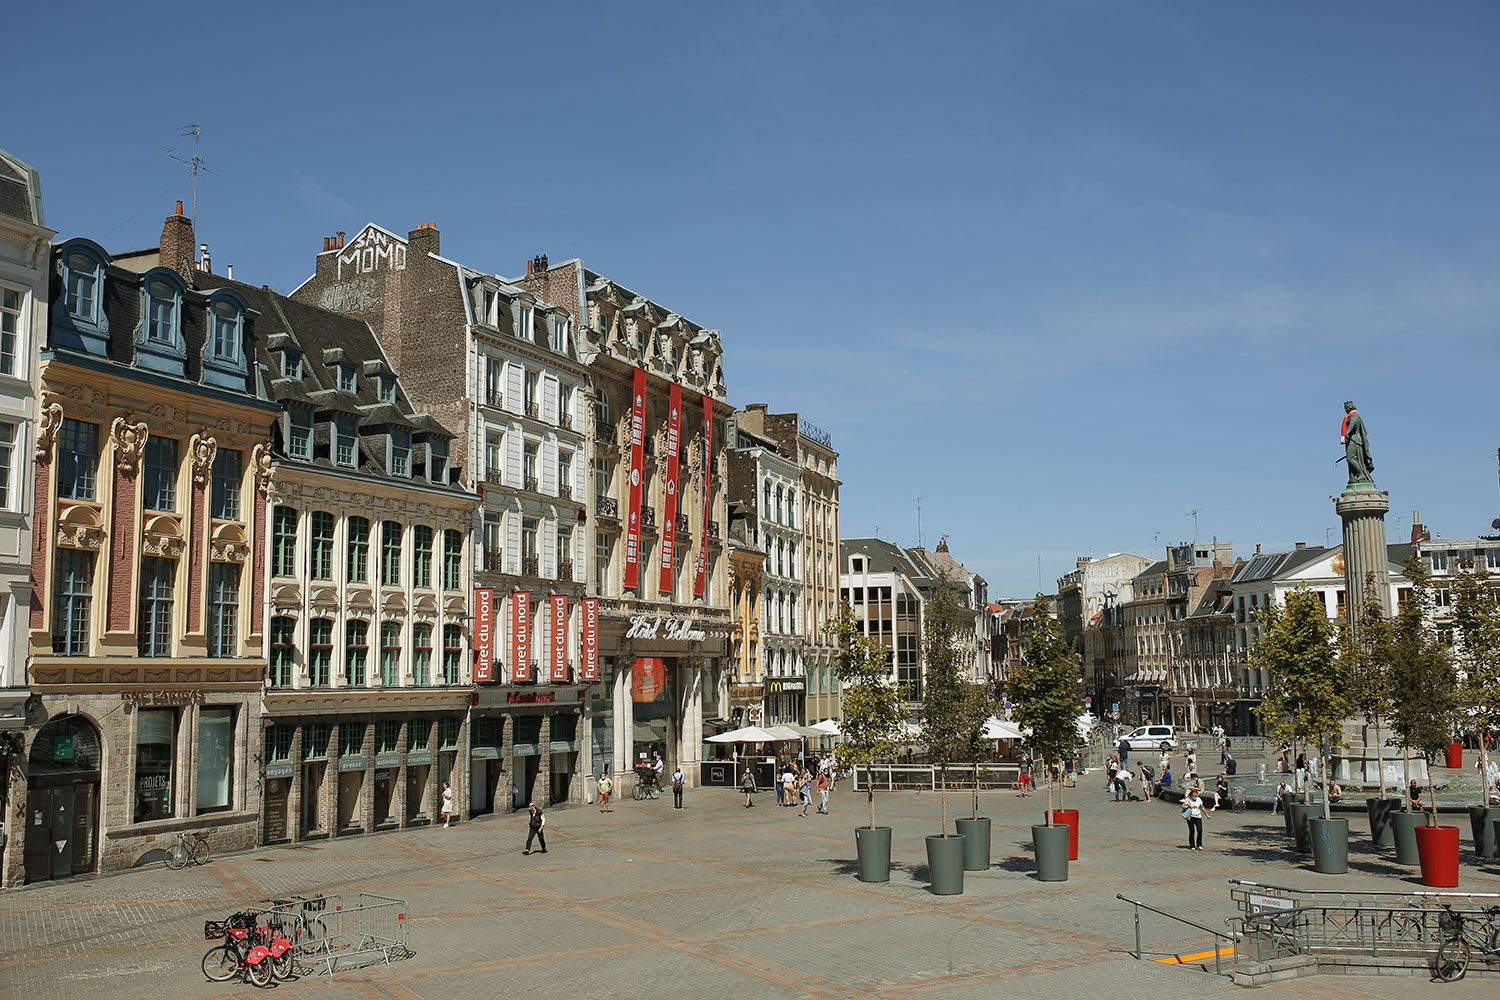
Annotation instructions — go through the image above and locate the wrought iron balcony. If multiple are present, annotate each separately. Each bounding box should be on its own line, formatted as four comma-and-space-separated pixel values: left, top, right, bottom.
526, 401, 539, 419
559, 413, 572, 431
485, 468, 504, 487
641, 505, 656, 528
597, 496, 619, 519
485, 390, 505, 409
597, 418, 615, 441
558, 559, 574, 580
483, 548, 505, 573
676, 513, 689, 533
522, 554, 540, 577
707, 520, 720, 539
524, 476, 538, 492
558, 484, 573, 501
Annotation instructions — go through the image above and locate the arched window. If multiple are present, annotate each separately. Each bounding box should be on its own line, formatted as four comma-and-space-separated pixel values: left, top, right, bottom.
775, 485, 784, 524
54, 238, 111, 355
202, 289, 250, 389
138, 268, 186, 375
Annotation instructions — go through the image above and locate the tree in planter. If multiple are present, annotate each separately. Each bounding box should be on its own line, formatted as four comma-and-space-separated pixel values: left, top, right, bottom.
1452, 558, 1500, 807
1247, 586, 1349, 821
1010, 596, 1081, 826
920, 577, 969, 836
1343, 573, 1397, 799
1388, 554, 1460, 825
831, 602, 908, 831
958, 681, 1001, 821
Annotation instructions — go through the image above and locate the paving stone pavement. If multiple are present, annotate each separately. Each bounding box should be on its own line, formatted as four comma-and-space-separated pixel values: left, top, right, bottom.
3, 781, 1499, 999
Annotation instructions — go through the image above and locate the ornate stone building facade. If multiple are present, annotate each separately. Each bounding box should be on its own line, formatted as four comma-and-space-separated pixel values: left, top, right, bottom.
726, 503, 766, 727
10, 207, 278, 886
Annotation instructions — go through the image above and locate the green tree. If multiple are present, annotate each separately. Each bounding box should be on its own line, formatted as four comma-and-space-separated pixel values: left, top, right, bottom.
957, 681, 1001, 821
1010, 596, 1081, 825
1249, 586, 1348, 821
831, 602, 908, 830
1344, 573, 1396, 798
920, 577, 968, 835
1451, 557, 1500, 806
1388, 554, 1460, 824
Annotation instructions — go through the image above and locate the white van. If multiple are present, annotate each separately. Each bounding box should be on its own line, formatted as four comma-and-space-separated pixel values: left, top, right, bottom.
1119, 724, 1178, 751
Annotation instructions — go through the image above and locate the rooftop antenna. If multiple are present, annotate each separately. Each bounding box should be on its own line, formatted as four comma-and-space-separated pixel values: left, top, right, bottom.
167, 124, 219, 230
916, 497, 923, 548
1187, 509, 1199, 542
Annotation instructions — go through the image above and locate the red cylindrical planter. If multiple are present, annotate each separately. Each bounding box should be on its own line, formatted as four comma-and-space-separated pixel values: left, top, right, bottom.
1414, 824, 1461, 887
1049, 809, 1080, 860
1446, 743, 1464, 768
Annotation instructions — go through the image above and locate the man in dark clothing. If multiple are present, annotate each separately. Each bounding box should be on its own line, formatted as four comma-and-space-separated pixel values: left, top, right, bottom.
1118, 737, 1130, 766
1225, 753, 1237, 776
523, 803, 547, 854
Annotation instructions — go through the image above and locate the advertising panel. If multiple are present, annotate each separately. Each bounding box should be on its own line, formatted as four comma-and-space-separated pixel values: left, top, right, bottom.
658, 381, 682, 594
694, 394, 713, 597
511, 590, 531, 682
473, 587, 494, 682
624, 366, 647, 590
581, 597, 599, 681
550, 594, 569, 683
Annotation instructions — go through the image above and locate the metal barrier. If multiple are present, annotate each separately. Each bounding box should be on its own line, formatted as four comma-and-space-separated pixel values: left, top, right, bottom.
279, 893, 411, 974
1117, 894, 1240, 976
1228, 878, 1500, 922
850, 763, 1020, 792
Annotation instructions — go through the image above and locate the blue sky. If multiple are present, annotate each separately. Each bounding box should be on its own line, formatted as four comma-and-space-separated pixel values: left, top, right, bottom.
11, 2, 1499, 595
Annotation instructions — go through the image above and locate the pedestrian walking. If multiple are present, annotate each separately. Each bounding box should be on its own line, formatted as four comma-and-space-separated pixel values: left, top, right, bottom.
672, 765, 685, 809
1159, 749, 1170, 775
781, 767, 796, 807
741, 765, 757, 808
598, 772, 614, 813
1182, 788, 1207, 850
798, 768, 812, 817
523, 803, 547, 854
441, 781, 455, 828
1105, 754, 1118, 791
816, 768, 831, 814
1118, 737, 1130, 766
1138, 762, 1154, 802
1218, 730, 1228, 766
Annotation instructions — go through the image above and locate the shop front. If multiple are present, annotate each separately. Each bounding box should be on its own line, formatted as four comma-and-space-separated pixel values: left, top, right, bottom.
471, 685, 587, 810
765, 677, 805, 727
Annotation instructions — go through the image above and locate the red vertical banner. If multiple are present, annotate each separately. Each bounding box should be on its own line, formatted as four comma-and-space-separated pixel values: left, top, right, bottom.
694, 395, 713, 597
549, 595, 569, 682
658, 382, 682, 595
511, 590, 532, 681
473, 587, 495, 682
624, 366, 647, 591
581, 597, 599, 681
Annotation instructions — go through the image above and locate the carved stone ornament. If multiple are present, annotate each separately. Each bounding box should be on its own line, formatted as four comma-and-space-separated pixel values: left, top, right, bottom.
210, 522, 249, 563
189, 432, 218, 485
111, 416, 150, 474
36, 392, 64, 461
250, 443, 277, 495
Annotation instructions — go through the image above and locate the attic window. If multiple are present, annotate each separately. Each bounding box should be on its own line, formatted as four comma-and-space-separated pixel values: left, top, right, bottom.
852, 557, 865, 573
517, 304, 533, 341
378, 375, 396, 404
337, 363, 356, 393
428, 438, 449, 484
280, 350, 303, 378
389, 427, 411, 477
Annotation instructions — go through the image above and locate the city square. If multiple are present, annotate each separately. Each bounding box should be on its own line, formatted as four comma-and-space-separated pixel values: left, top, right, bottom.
4, 777, 1500, 999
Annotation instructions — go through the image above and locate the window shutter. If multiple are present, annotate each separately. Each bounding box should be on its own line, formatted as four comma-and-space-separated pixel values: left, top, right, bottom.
506, 511, 521, 576
542, 376, 558, 424
506, 363, 524, 416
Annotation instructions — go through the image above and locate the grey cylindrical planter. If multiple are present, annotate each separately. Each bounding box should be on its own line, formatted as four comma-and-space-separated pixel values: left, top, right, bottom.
1310, 816, 1349, 874
925, 834, 966, 895
1032, 824, 1070, 882
1288, 802, 1316, 854
1366, 797, 1395, 847
1283, 797, 1295, 837
954, 817, 991, 871
1391, 810, 1422, 866
855, 826, 892, 882
1491, 818, 1500, 862
1468, 806, 1498, 859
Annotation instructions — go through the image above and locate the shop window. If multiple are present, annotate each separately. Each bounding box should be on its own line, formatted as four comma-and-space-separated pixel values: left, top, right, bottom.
380, 621, 401, 686
58, 417, 99, 500
474, 717, 502, 747
272, 506, 297, 577
196, 707, 235, 813
347, 516, 370, 583
303, 722, 330, 760
514, 716, 542, 746
52, 548, 94, 654
268, 616, 295, 687
412, 624, 433, 685
134, 708, 176, 822
381, 520, 402, 585
211, 448, 242, 519
265, 725, 293, 763
345, 619, 368, 685
340, 722, 365, 758
443, 529, 462, 590
309, 618, 333, 686
552, 714, 578, 743
442, 624, 462, 684
437, 717, 460, 750
208, 563, 239, 657
137, 557, 175, 657
376, 720, 402, 755
409, 720, 431, 751
309, 511, 335, 579
413, 525, 433, 589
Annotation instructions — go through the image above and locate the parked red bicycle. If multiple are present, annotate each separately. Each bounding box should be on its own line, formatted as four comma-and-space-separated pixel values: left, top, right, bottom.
202, 912, 272, 986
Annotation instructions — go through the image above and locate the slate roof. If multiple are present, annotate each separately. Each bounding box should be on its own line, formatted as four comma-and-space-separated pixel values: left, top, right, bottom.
194, 272, 467, 495
840, 537, 932, 584
0, 148, 43, 227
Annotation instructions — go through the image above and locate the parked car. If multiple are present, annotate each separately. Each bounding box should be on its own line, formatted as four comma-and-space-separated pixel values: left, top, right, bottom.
1119, 724, 1178, 751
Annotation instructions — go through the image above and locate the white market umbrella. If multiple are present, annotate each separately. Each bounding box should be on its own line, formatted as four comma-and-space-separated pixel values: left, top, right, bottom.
705, 725, 788, 744
983, 718, 1026, 741
811, 719, 841, 736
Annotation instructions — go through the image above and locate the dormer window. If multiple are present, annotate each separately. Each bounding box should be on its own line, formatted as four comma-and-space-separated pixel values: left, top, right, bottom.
378, 375, 396, 404
287, 403, 313, 460
53, 239, 110, 355
389, 427, 411, 477
202, 289, 250, 390
65, 252, 100, 324
280, 350, 303, 378
517, 304, 533, 341
136, 268, 187, 375
337, 363, 356, 393
550, 315, 570, 353
481, 287, 498, 327
334, 413, 358, 468
428, 438, 449, 484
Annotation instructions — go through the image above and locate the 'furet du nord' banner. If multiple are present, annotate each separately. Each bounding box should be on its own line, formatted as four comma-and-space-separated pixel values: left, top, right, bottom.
658, 382, 682, 594
581, 597, 599, 681
694, 394, 713, 597
473, 587, 494, 682
624, 367, 647, 590
511, 590, 531, 681
549, 595, 568, 682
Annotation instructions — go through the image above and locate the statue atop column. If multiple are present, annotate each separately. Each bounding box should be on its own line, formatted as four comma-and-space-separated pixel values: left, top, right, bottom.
1341, 401, 1375, 487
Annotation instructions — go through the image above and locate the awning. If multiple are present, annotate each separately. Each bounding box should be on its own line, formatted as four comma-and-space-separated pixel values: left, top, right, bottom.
705, 725, 798, 744
632, 721, 667, 744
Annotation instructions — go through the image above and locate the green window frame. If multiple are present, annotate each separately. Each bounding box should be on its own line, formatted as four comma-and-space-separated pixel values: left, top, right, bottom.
413, 525, 433, 589
409, 719, 431, 751
269, 616, 295, 687
309, 618, 333, 686
437, 717, 460, 750
443, 529, 462, 590
412, 623, 432, 686
347, 516, 370, 583
442, 624, 462, 685
380, 520, 402, 586
265, 724, 293, 763
345, 619, 368, 686
376, 720, 402, 755
309, 511, 335, 579
380, 621, 401, 686
303, 722, 330, 760
339, 722, 365, 758
272, 506, 298, 577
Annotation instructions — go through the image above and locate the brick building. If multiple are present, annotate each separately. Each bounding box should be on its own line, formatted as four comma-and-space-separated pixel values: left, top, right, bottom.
10, 206, 279, 885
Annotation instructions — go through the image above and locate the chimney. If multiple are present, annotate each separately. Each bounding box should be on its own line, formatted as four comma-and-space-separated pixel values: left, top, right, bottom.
1255, 544, 1261, 554
159, 201, 195, 278
337, 232, 345, 248
1411, 510, 1429, 544
226, 264, 233, 280
1294, 541, 1306, 550
199, 243, 211, 274
527, 259, 533, 276
323, 237, 330, 252
408, 223, 439, 257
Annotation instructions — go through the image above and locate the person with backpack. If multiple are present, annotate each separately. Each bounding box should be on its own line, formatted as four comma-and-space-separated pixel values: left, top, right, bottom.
671, 765, 685, 809
523, 802, 547, 855
740, 764, 757, 808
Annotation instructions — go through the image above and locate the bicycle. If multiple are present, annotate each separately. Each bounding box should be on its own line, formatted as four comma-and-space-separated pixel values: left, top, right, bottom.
1433, 902, 1500, 981
633, 771, 662, 800
165, 830, 212, 869
202, 912, 273, 987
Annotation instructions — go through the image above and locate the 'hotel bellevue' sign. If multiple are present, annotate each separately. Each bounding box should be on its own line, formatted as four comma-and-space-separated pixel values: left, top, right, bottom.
625, 614, 707, 643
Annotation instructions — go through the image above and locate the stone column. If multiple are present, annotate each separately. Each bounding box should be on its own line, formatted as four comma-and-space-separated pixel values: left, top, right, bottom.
539, 714, 553, 805
1336, 486, 1392, 628
613, 660, 631, 786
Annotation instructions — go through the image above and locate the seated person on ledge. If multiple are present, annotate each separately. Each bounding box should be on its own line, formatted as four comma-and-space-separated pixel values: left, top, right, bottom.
1326, 779, 1343, 804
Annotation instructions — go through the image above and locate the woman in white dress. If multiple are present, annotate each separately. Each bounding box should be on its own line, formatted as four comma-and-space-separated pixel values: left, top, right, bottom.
441, 781, 455, 828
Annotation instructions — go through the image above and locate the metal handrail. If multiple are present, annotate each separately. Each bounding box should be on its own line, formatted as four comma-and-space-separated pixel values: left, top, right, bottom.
1117, 894, 1239, 976
1229, 878, 1500, 920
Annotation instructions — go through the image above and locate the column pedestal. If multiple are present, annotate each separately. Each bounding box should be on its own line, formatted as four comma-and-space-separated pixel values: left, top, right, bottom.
1335, 486, 1391, 628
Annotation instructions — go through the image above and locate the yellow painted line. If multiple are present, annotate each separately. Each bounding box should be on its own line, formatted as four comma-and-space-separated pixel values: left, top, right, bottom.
1155, 945, 1235, 965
